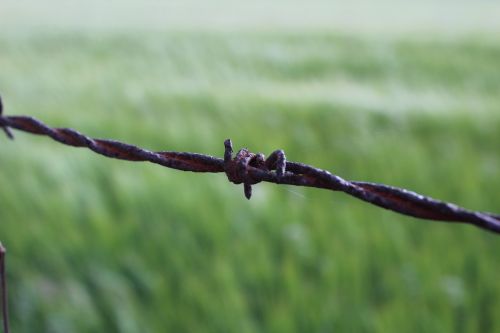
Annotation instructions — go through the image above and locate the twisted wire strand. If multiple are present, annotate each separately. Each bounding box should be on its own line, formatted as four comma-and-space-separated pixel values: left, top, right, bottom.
0, 108, 499, 234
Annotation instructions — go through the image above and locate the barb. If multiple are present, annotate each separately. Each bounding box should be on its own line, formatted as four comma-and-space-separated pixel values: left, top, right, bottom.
0, 97, 13, 140
0, 99, 499, 235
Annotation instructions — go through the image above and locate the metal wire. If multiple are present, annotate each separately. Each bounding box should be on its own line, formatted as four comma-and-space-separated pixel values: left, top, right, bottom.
0, 244, 8, 333
1, 97, 499, 333
0, 104, 499, 235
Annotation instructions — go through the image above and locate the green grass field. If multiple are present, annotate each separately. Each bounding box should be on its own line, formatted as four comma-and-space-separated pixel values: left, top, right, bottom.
1, 2, 500, 332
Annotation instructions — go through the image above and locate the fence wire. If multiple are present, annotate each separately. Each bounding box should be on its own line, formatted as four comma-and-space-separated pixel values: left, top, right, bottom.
0, 244, 8, 333
1, 100, 498, 234
1, 96, 500, 333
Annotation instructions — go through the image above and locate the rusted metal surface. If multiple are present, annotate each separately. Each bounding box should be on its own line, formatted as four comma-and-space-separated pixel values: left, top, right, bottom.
0, 99, 499, 235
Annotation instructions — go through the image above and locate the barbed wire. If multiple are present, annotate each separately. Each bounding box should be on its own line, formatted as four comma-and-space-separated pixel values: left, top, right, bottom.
0, 98, 499, 235
1, 96, 500, 333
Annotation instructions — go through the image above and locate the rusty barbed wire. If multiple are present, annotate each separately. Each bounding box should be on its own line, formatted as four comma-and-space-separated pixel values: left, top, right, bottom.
1, 97, 500, 333
0, 98, 499, 235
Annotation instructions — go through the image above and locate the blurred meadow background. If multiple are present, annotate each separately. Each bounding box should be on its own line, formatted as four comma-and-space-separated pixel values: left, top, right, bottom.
1, 1, 500, 332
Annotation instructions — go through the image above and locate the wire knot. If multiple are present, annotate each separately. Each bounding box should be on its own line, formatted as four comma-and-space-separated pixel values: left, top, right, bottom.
224, 139, 286, 199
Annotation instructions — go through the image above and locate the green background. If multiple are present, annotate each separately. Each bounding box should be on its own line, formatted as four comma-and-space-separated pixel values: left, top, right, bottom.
1, 1, 499, 332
